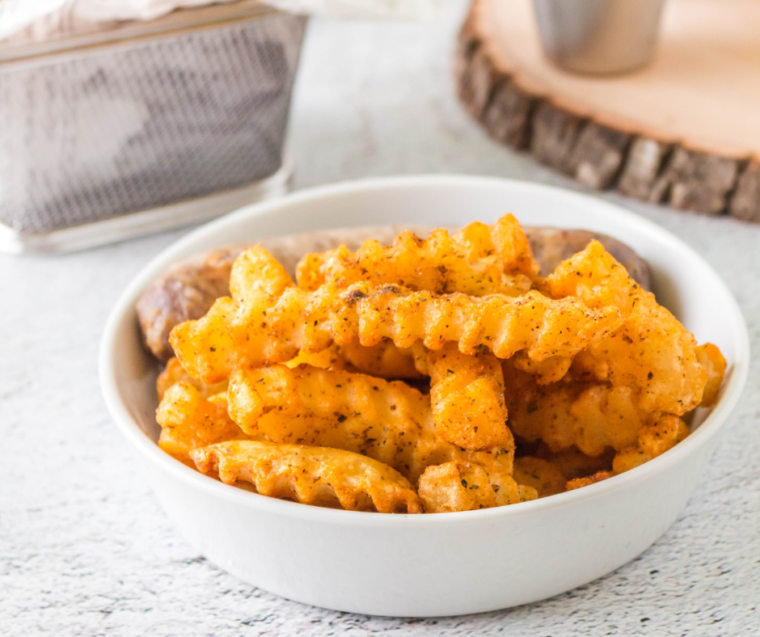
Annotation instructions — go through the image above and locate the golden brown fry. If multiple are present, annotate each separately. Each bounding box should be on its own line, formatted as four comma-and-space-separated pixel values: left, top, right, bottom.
226, 364, 515, 484
513, 457, 567, 498
422, 343, 510, 451
509, 351, 573, 385
417, 460, 525, 513
543, 240, 708, 414
562, 415, 688, 490
534, 444, 615, 481
309, 284, 622, 362
502, 363, 648, 457
191, 440, 422, 514
156, 383, 250, 465
696, 343, 727, 408
171, 245, 623, 384
283, 344, 348, 371
454, 214, 540, 278
566, 471, 614, 491
296, 214, 538, 294
157, 357, 228, 401
229, 244, 294, 299
612, 415, 689, 474
339, 340, 422, 379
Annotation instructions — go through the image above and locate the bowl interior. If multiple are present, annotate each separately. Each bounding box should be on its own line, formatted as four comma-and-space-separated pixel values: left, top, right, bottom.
103, 176, 749, 489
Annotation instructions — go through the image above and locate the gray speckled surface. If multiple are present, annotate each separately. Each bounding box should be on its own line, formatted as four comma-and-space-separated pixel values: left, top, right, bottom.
1, 2, 758, 635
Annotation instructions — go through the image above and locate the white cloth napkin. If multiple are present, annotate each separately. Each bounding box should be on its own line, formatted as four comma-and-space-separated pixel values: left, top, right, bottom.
0, 0, 441, 43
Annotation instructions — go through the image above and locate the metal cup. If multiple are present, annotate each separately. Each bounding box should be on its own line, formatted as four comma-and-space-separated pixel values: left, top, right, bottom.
532, 0, 666, 76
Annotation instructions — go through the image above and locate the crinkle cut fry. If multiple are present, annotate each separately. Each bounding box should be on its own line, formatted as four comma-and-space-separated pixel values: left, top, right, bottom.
457, 213, 540, 278
566, 416, 688, 491
418, 460, 535, 513
501, 362, 691, 486
227, 364, 515, 484
316, 284, 623, 361
513, 457, 567, 498
191, 441, 422, 514
156, 383, 250, 465
612, 414, 689, 475
419, 342, 510, 451
157, 357, 228, 401
696, 343, 727, 408
170, 246, 305, 384
502, 362, 650, 457
297, 232, 533, 296
543, 240, 708, 414
171, 247, 623, 384
566, 471, 614, 491
339, 340, 422, 379
295, 213, 539, 293
284, 344, 348, 371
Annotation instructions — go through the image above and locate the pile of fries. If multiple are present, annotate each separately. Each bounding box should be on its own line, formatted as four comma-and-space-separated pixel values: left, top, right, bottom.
155, 215, 726, 514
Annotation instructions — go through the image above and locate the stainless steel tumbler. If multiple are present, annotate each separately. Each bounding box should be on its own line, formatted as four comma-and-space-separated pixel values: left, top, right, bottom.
532, 0, 667, 75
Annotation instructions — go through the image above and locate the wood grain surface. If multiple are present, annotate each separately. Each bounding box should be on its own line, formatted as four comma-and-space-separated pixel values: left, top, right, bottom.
456, 0, 760, 222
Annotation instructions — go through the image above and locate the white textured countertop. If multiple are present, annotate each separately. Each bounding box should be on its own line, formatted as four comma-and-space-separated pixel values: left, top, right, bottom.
1, 2, 758, 635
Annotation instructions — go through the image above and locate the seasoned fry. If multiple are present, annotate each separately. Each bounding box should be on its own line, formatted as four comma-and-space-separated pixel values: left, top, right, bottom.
696, 343, 727, 408
226, 364, 515, 484
191, 440, 422, 514
418, 460, 527, 513
612, 415, 689, 474
339, 340, 422, 379
563, 415, 688, 489
152, 216, 727, 510
296, 214, 537, 295
156, 383, 250, 465
513, 457, 567, 498
509, 351, 573, 385
502, 363, 648, 457
283, 344, 348, 371
566, 471, 614, 491
454, 214, 540, 278
420, 343, 510, 450
543, 240, 707, 414
171, 245, 623, 384
534, 444, 615, 481
324, 284, 621, 362
157, 357, 228, 401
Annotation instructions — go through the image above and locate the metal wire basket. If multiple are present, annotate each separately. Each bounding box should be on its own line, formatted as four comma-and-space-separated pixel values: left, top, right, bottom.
0, 1, 307, 253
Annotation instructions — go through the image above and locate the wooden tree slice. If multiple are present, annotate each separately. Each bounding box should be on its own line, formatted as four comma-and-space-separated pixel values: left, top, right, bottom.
455, 0, 760, 222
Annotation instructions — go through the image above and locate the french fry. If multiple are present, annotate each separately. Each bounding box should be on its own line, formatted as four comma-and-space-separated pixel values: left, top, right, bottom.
156, 383, 250, 465
534, 444, 615, 481
696, 343, 727, 408
513, 457, 567, 498
191, 440, 422, 514
226, 364, 515, 485
157, 357, 228, 401
566, 471, 614, 491
422, 343, 510, 451
418, 460, 536, 513
455, 214, 540, 278
612, 415, 689, 474
153, 215, 727, 511
283, 344, 348, 371
170, 245, 623, 384
502, 363, 649, 457
543, 240, 709, 414
339, 340, 422, 379
296, 213, 539, 294
564, 415, 688, 490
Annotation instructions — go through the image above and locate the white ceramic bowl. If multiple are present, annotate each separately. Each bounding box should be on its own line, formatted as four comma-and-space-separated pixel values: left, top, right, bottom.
100, 176, 749, 617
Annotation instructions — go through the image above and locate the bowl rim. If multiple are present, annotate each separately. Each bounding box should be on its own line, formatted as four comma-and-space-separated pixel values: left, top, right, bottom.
99, 174, 750, 527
